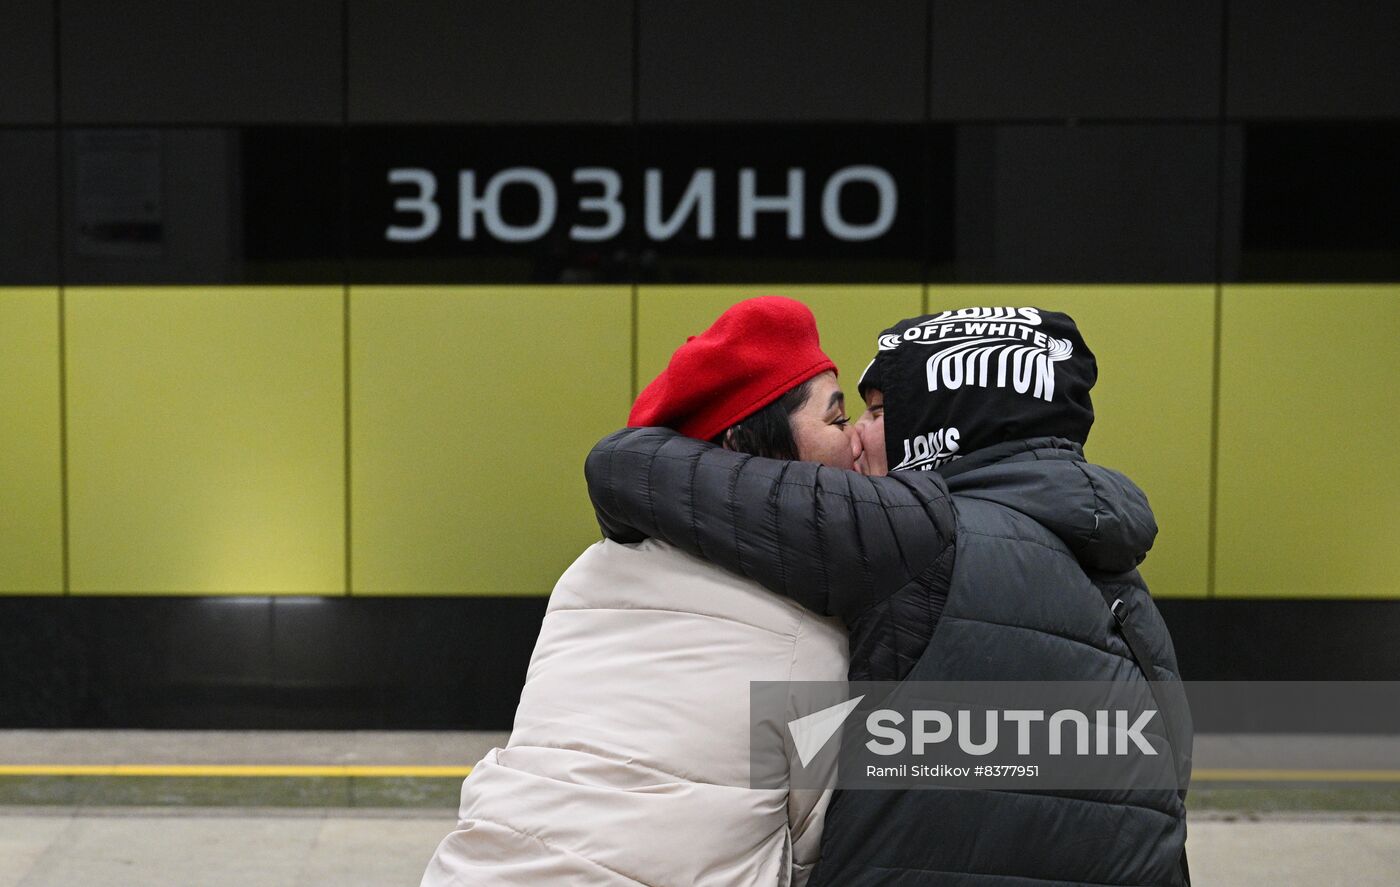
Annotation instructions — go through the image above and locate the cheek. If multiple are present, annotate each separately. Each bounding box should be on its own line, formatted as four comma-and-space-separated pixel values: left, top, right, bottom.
798, 423, 855, 469
828, 430, 856, 469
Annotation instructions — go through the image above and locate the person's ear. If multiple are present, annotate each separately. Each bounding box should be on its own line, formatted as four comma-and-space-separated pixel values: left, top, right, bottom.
720, 428, 737, 451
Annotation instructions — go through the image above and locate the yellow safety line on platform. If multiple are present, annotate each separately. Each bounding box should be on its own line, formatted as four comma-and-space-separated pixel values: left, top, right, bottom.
0, 764, 473, 778
2, 765, 1400, 782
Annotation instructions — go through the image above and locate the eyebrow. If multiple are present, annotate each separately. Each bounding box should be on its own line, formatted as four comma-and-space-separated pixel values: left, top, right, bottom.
827, 390, 845, 412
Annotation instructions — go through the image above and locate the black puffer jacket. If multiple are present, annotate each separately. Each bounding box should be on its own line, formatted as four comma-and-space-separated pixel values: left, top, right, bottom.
587, 426, 957, 682
586, 428, 1190, 886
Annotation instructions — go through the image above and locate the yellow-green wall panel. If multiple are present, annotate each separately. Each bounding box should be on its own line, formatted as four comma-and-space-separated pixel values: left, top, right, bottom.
929, 286, 1214, 599
65, 287, 345, 594
1216, 284, 1400, 598
637, 285, 923, 419
350, 286, 631, 595
0, 288, 64, 594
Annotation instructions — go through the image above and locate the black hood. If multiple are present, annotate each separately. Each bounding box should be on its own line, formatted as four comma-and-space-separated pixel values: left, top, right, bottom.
938, 437, 1157, 574
860, 306, 1097, 473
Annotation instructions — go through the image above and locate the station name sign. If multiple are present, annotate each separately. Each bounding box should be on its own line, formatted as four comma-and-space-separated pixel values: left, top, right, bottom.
344, 125, 942, 267
383, 165, 900, 245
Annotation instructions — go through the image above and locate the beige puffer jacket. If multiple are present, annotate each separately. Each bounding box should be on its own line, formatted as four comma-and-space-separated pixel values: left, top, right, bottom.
421, 538, 849, 886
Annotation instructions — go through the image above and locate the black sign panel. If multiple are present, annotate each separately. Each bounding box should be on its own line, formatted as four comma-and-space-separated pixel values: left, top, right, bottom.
24, 122, 1400, 286
241, 127, 344, 282
347, 124, 947, 284
1241, 123, 1400, 281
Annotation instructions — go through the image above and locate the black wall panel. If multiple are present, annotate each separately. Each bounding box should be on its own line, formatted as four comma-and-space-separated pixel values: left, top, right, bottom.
1227, 0, 1400, 119
0, 597, 549, 729
1216, 123, 1245, 281
61, 128, 343, 284
953, 124, 1221, 282
0, 0, 56, 123
0, 130, 59, 284
60, 0, 343, 124
930, 0, 1222, 120
4, 597, 1399, 729
348, 0, 633, 123
639, 0, 925, 122
1237, 123, 1400, 281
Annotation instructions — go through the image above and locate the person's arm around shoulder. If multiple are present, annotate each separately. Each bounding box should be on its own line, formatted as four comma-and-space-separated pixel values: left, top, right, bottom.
585, 426, 956, 627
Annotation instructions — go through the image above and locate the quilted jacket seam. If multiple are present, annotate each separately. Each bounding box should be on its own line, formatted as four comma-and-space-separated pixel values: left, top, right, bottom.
840, 473, 876, 620
857, 546, 952, 624
935, 612, 1130, 664
686, 445, 704, 559
813, 471, 833, 610
766, 460, 792, 593
724, 454, 748, 581
959, 527, 1079, 562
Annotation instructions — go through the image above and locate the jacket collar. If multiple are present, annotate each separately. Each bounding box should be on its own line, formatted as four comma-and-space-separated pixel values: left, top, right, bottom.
934, 436, 1083, 480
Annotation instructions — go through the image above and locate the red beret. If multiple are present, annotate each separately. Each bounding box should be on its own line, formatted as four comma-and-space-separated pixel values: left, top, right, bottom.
629, 296, 837, 441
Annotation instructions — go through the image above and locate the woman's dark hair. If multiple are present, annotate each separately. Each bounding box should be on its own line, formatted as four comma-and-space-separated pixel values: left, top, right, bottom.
710, 378, 816, 460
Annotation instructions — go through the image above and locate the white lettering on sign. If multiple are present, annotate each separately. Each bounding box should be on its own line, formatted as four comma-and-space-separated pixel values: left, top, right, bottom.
739, 168, 804, 240
645, 169, 715, 241
459, 168, 557, 242
822, 165, 897, 241
384, 165, 899, 244
570, 167, 624, 242
385, 169, 440, 242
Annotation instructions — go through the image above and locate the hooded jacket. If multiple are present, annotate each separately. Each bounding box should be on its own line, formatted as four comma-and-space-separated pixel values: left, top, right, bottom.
586, 429, 1190, 886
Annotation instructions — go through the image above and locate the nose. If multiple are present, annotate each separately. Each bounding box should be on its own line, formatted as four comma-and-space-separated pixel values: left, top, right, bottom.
849, 425, 864, 460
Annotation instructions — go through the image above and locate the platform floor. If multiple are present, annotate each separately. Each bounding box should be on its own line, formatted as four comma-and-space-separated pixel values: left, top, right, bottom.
3, 807, 1398, 887
3, 731, 1400, 885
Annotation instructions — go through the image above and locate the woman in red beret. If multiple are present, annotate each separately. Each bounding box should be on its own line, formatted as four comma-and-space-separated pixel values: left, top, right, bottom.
422, 296, 859, 887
